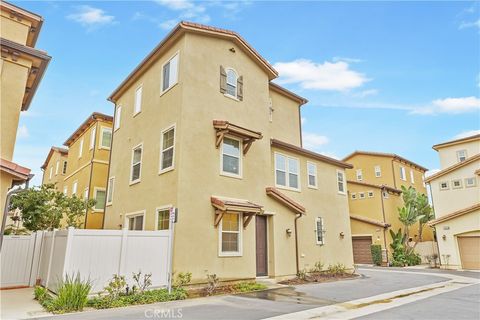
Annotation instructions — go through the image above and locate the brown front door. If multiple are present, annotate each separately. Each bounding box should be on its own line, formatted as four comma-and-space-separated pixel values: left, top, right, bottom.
256, 215, 268, 276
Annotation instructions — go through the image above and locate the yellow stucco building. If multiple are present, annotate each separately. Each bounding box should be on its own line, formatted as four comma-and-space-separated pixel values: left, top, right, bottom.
61, 113, 113, 229
104, 22, 355, 283
427, 134, 480, 270
0, 1, 50, 227
40, 147, 68, 191
343, 151, 433, 264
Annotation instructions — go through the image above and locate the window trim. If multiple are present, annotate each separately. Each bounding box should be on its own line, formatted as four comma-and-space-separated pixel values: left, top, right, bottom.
89, 126, 96, 150
374, 165, 381, 177
220, 135, 243, 179
456, 149, 467, 162
72, 180, 78, 196
78, 138, 84, 158
367, 190, 374, 198
159, 124, 176, 174
356, 169, 363, 181
465, 177, 477, 188
62, 161, 67, 175
114, 105, 122, 131
218, 212, 243, 257
336, 169, 346, 195
307, 161, 318, 189
399, 166, 406, 181
224, 67, 238, 99
55, 160, 59, 175
451, 179, 463, 189
130, 143, 143, 185
410, 170, 415, 184
439, 181, 449, 191
160, 51, 179, 96
93, 187, 106, 212
315, 217, 325, 245
133, 84, 143, 116
274, 152, 301, 192
106, 176, 115, 206
351, 192, 357, 200
359, 192, 366, 199
154, 205, 173, 231
124, 210, 146, 231
99, 126, 113, 150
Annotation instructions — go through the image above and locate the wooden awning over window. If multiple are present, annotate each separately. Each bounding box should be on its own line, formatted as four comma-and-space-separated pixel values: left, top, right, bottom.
211, 196, 263, 228
265, 187, 306, 215
213, 120, 263, 155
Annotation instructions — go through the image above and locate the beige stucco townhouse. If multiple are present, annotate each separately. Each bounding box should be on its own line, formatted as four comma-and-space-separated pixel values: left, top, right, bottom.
103, 22, 355, 283
426, 134, 480, 270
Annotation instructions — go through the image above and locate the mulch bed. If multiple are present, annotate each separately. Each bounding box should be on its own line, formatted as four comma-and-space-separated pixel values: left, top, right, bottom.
186, 285, 242, 298
278, 272, 359, 285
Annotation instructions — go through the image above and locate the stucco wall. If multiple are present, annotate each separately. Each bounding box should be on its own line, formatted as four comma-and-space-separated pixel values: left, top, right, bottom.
42, 151, 68, 191
437, 139, 480, 169
0, 13, 31, 46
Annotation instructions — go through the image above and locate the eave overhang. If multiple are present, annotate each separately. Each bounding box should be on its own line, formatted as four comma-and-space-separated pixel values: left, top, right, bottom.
265, 187, 306, 215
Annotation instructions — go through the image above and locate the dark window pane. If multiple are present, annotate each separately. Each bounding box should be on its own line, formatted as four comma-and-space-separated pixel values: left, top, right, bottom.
276, 170, 286, 186
132, 163, 141, 181
221, 233, 238, 252
223, 154, 239, 174
162, 148, 174, 169
289, 173, 298, 188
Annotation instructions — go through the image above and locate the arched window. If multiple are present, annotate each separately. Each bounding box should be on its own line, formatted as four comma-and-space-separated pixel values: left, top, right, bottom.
226, 69, 237, 97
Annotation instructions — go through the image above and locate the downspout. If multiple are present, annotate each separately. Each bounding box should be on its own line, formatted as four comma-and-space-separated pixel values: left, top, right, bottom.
380, 186, 389, 265
298, 107, 303, 148
0, 176, 33, 251
85, 120, 99, 228
102, 103, 116, 229
294, 212, 303, 274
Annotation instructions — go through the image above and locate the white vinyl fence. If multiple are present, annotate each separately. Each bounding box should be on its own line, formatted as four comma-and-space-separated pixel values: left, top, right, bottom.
414, 241, 439, 264
38, 228, 171, 293
0, 232, 43, 288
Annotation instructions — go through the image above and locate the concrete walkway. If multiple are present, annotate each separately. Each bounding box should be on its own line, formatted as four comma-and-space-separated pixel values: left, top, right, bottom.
0, 288, 50, 320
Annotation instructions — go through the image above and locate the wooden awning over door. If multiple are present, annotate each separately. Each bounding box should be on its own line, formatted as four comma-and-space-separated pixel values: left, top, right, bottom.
213, 120, 263, 155
211, 196, 263, 228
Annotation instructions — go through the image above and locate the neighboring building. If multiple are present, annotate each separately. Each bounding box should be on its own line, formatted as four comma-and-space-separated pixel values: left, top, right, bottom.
427, 134, 480, 270
62, 113, 113, 229
104, 22, 355, 283
342, 151, 433, 264
41, 147, 69, 191
0, 1, 50, 227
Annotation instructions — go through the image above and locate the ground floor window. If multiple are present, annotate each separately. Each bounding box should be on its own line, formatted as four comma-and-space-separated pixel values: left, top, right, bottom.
219, 212, 242, 256
156, 208, 170, 230
127, 214, 144, 230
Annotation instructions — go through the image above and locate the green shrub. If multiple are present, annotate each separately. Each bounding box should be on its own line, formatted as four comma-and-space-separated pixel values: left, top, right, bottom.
310, 261, 323, 273
104, 274, 126, 299
132, 271, 152, 293
174, 272, 192, 288
34, 286, 49, 301
233, 282, 267, 292
52, 274, 91, 313
405, 252, 421, 266
205, 274, 219, 296
296, 268, 307, 280
371, 245, 382, 266
326, 263, 347, 275
88, 288, 187, 309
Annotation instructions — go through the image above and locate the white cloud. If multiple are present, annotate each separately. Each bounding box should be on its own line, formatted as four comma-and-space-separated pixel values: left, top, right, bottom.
155, 0, 210, 29
301, 117, 306, 125
425, 169, 440, 178
273, 59, 369, 91
16, 125, 29, 139
454, 130, 480, 139
354, 89, 378, 98
302, 133, 329, 151
411, 96, 480, 115
332, 57, 363, 63
67, 5, 115, 28
319, 151, 340, 160
459, 19, 480, 30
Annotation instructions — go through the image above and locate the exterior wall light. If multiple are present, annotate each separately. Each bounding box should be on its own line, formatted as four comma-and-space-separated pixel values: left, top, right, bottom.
442, 235, 447, 240
339, 232, 345, 238
286, 228, 292, 236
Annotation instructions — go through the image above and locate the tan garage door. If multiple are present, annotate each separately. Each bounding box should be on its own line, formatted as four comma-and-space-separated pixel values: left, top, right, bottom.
458, 236, 480, 270
352, 236, 373, 264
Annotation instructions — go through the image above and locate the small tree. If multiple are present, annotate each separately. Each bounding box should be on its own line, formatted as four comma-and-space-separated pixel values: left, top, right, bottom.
10, 184, 95, 232
416, 194, 434, 241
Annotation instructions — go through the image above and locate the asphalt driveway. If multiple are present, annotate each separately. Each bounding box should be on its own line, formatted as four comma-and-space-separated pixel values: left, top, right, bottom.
31, 267, 479, 320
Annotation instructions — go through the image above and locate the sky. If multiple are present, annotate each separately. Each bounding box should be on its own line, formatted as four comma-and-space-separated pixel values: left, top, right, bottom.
11, 0, 480, 186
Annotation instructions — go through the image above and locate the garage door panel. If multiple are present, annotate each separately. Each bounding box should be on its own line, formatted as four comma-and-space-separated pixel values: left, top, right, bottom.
458, 236, 480, 270
352, 236, 373, 264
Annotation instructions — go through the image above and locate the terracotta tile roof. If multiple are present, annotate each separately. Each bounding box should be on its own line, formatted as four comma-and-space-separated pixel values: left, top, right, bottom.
0, 158, 31, 181
211, 196, 263, 214
428, 203, 480, 226
342, 151, 428, 172
109, 21, 279, 102
41, 146, 68, 169
347, 180, 402, 194
350, 214, 391, 228
265, 187, 305, 215
64, 112, 113, 147
432, 134, 480, 151
271, 139, 353, 169
424, 153, 480, 183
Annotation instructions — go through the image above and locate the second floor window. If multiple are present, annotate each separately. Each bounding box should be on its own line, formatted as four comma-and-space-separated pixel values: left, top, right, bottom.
356, 169, 363, 181
134, 86, 142, 115
337, 170, 346, 194
162, 53, 179, 92
90, 127, 96, 150
221, 137, 241, 177
307, 162, 317, 188
410, 170, 415, 183
62, 161, 67, 174
226, 69, 237, 97
131, 144, 143, 183
374, 165, 381, 177
399, 166, 406, 181
100, 128, 112, 149
275, 153, 299, 190
457, 150, 467, 162
160, 126, 175, 172
220, 66, 243, 100
114, 106, 121, 131
78, 138, 84, 158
